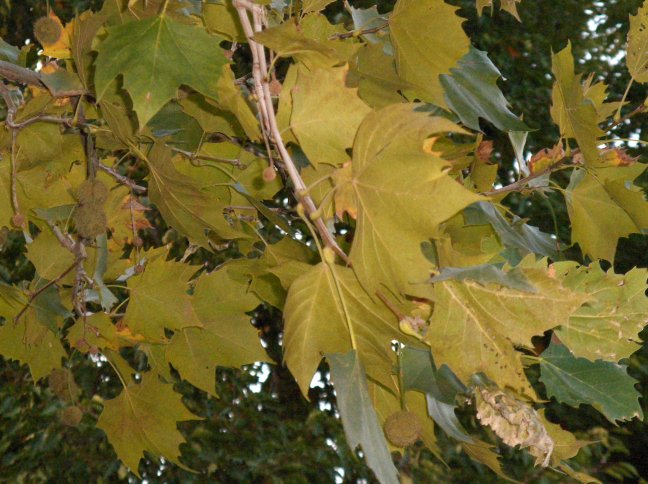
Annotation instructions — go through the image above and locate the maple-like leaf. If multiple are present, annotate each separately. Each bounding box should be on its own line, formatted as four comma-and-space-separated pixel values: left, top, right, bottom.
566, 164, 648, 262
627, 1, 648, 83
553, 262, 648, 361
440, 47, 528, 133
95, 12, 227, 127
97, 371, 199, 476
540, 343, 643, 423
327, 351, 399, 484
550, 43, 604, 167
347, 104, 484, 296
283, 262, 406, 396
290, 66, 370, 168
123, 256, 201, 341
145, 143, 245, 247
476, 0, 523, 20
166, 267, 267, 396
390, 0, 470, 107
424, 257, 588, 398
0, 283, 67, 381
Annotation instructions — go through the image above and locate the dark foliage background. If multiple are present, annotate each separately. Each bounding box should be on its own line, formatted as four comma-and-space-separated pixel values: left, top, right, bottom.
0, 0, 646, 482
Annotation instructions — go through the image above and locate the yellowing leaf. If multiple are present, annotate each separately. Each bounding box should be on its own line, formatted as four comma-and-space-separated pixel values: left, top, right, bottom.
97, 371, 199, 476
123, 257, 201, 341
333, 162, 357, 219
550, 43, 604, 167
283, 262, 406, 396
348, 104, 484, 296
566, 164, 648, 262
627, 1, 648, 83
95, 13, 227, 127
554, 262, 648, 362
145, 143, 245, 247
291, 66, 370, 168
26, 229, 75, 281
390, 0, 470, 107
424, 258, 588, 397
166, 268, 267, 396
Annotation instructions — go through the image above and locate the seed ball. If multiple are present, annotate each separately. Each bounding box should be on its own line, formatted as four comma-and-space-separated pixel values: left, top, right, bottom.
132, 236, 143, 248
76, 180, 109, 204
383, 410, 422, 447
262, 166, 277, 182
60, 406, 83, 427
74, 203, 107, 238
34, 16, 63, 46
11, 213, 25, 228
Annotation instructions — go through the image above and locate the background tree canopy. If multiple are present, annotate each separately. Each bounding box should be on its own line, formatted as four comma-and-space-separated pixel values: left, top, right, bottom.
0, 0, 646, 482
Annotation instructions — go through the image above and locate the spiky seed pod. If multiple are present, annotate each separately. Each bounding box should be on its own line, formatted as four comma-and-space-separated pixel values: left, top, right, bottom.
74, 203, 107, 238
60, 406, 83, 427
34, 16, 63, 46
76, 180, 109, 205
383, 410, 422, 447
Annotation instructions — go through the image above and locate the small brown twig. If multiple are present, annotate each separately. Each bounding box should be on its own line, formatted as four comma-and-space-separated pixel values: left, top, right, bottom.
13, 260, 79, 325
96, 161, 147, 193
482, 159, 570, 197
171, 147, 244, 168
606, 103, 647, 132
0, 60, 87, 98
328, 22, 389, 40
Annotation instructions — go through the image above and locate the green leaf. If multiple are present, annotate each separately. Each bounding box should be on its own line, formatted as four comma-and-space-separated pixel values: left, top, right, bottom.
627, 1, 648, 83
0, 284, 66, 381
550, 43, 604, 166
465, 202, 561, 261
124, 256, 201, 341
348, 104, 484, 296
26, 229, 75, 281
166, 268, 267, 396
95, 13, 227, 127
327, 350, 399, 484
145, 143, 245, 247
97, 370, 199, 476
390, 0, 470, 107
424, 257, 588, 397
440, 47, 528, 132
253, 20, 344, 69
553, 262, 648, 361
302, 0, 335, 14
539, 343, 643, 423
430, 263, 537, 293
283, 262, 406, 396
399, 347, 472, 442
291, 65, 370, 168
203, 1, 246, 43
0, 37, 20, 63
566, 164, 648, 262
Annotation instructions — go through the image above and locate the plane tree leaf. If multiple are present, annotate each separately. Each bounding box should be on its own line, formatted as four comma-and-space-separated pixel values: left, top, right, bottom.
565, 164, 648, 262
327, 350, 399, 484
430, 263, 537, 293
390, 0, 470, 107
290, 65, 370, 168
424, 257, 589, 397
550, 43, 604, 167
440, 47, 528, 133
348, 103, 484, 296
123, 256, 201, 341
145, 143, 247, 247
627, 1, 648, 83
553, 262, 648, 361
283, 261, 407, 396
539, 343, 643, 423
95, 12, 227, 127
166, 268, 268, 396
97, 370, 200, 476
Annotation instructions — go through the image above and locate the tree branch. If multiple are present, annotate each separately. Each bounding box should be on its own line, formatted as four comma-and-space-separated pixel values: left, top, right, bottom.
96, 161, 147, 194
233, 1, 350, 264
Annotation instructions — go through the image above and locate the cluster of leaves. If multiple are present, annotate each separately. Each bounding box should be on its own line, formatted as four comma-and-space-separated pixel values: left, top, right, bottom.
0, 0, 647, 482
